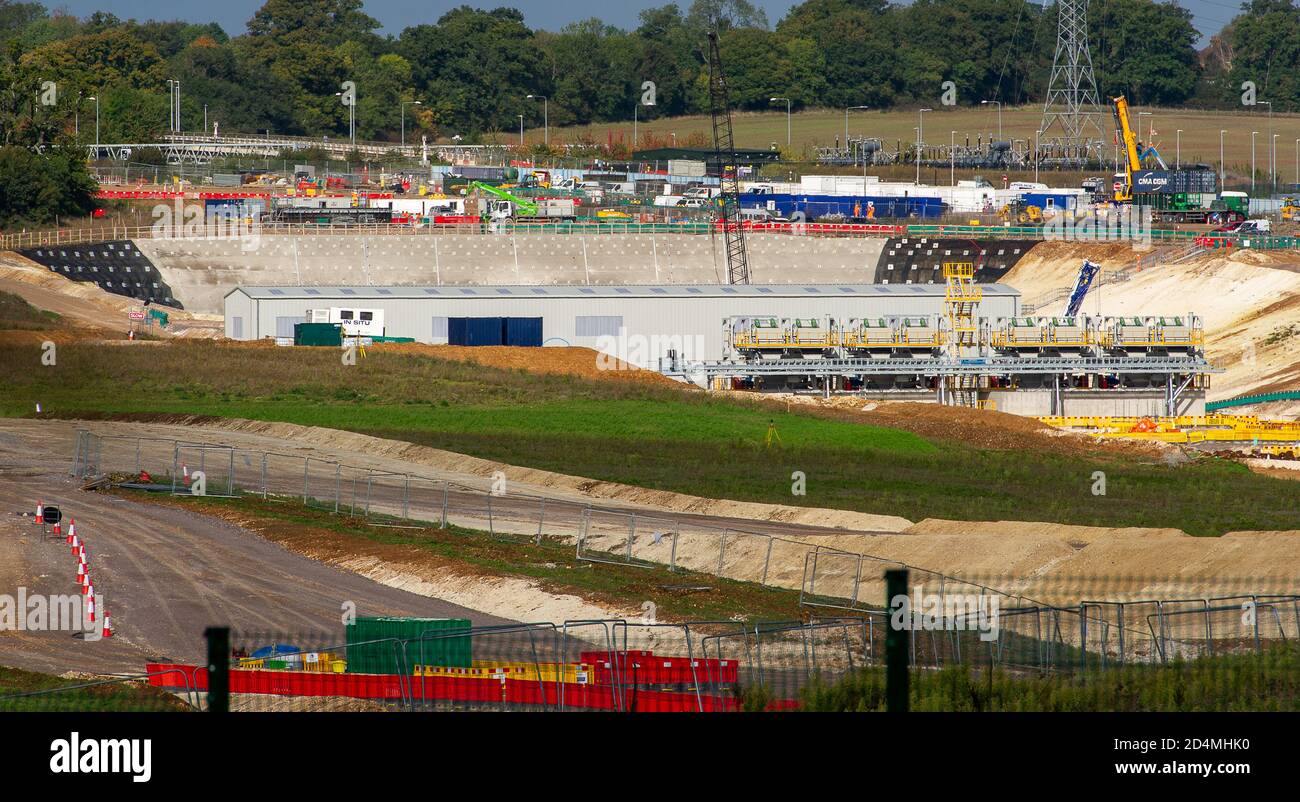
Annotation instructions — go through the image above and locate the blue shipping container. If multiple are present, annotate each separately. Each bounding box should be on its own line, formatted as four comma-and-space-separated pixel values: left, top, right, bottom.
448, 317, 504, 346
503, 317, 543, 347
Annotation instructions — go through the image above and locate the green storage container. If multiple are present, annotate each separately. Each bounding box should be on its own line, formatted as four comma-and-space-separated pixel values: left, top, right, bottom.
294, 322, 343, 347
345, 617, 472, 674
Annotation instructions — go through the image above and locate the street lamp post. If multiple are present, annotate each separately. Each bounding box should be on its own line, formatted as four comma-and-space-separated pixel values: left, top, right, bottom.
1273, 133, 1280, 196
844, 105, 869, 151
335, 91, 356, 145
917, 108, 932, 184
950, 130, 956, 186
980, 100, 1002, 141
1035, 129, 1042, 183
401, 100, 422, 148
88, 95, 99, 147
1252, 132, 1258, 195
518, 114, 524, 146
1220, 130, 1226, 184
1176, 129, 1182, 169
526, 95, 548, 145
1260, 100, 1273, 194
770, 97, 791, 147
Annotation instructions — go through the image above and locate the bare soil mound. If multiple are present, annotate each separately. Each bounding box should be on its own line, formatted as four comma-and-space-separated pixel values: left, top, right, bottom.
379, 343, 685, 386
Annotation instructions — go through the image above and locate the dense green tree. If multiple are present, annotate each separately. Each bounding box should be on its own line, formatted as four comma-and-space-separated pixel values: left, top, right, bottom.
1089, 0, 1201, 105
0, 143, 96, 226
398, 7, 543, 135
1223, 0, 1300, 112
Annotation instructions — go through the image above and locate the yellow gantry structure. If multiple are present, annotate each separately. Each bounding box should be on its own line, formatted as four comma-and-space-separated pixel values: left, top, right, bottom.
1039, 414, 1300, 445
943, 261, 982, 355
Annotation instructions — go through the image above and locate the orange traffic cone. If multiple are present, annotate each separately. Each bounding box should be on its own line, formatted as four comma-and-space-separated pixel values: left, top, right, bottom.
66, 519, 76, 544
102, 611, 113, 638
182, 464, 190, 485
35, 502, 43, 525
53, 520, 61, 538
83, 579, 93, 597
69, 534, 78, 555
76, 563, 85, 585
87, 595, 96, 623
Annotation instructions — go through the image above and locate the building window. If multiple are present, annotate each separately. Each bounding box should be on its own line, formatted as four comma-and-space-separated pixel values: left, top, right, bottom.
431, 316, 449, 344
275, 316, 305, 338
575, 315, 623, 337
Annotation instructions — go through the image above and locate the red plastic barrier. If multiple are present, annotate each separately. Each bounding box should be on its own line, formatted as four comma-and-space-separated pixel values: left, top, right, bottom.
145, 663, 761, 710
432, 215, 480, 224
199, 191, 272, 200
94, 190, 187, 200
710, 220, 906, 235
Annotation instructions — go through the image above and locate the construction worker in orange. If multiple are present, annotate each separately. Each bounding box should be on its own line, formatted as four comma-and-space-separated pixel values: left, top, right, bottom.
866, 201, 875, 220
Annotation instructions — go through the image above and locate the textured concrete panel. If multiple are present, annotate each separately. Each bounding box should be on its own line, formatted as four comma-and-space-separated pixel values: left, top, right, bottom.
137, 232, 1021, 314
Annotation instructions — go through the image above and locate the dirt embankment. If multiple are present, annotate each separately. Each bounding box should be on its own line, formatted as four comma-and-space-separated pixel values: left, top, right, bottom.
1003, 243, 1300, 402
0, 251, 221, 339
367, 343, 683, 386
765, 395, 1172, 459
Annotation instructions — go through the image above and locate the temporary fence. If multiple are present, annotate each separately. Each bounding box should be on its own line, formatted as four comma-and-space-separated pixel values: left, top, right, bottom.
72, 430, 892, 597
131, 596, 1300, 713
10, 217, 1288, 252
72, 430, 1300, 653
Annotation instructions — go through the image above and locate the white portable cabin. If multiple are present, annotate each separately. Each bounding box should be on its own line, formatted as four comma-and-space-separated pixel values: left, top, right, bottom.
306, 307, 386, 337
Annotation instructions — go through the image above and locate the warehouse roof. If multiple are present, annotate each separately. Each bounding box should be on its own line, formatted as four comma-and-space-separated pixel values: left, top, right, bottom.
227, 283, 1020, 300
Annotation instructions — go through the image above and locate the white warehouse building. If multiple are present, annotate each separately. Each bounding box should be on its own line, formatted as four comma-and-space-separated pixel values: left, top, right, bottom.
223, 283, 1022, 368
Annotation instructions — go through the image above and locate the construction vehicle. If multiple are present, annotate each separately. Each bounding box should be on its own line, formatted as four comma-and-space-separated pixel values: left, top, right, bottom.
1281, 196, 1298, 222
997, 199, 1044, 225
1111, 96, 1245, 225
470, 181, 576, 222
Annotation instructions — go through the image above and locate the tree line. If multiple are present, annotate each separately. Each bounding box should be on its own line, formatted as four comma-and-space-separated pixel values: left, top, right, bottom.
0, 0, 1296, 147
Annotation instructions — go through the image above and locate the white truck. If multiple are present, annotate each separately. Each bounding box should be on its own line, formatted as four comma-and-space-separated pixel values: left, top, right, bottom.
486, 197, 577, 222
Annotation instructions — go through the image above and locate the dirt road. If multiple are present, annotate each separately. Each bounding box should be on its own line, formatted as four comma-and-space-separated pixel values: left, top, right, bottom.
0, 469, 514, 678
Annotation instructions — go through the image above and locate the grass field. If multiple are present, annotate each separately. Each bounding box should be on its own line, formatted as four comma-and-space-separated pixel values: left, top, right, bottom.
6, 340, 1300, 536
0, 665, 190, 712
0, 291, 61, 330
799, 645, 1300, 712
543, 104, 1300, 187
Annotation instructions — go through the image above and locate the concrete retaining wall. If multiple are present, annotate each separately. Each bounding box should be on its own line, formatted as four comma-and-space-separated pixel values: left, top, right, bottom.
134, 233, 891, 313
988, 389, 1205, 417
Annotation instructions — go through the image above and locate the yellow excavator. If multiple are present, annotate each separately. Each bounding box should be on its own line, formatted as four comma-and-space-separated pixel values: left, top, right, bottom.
1282, 196, 1298, 222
